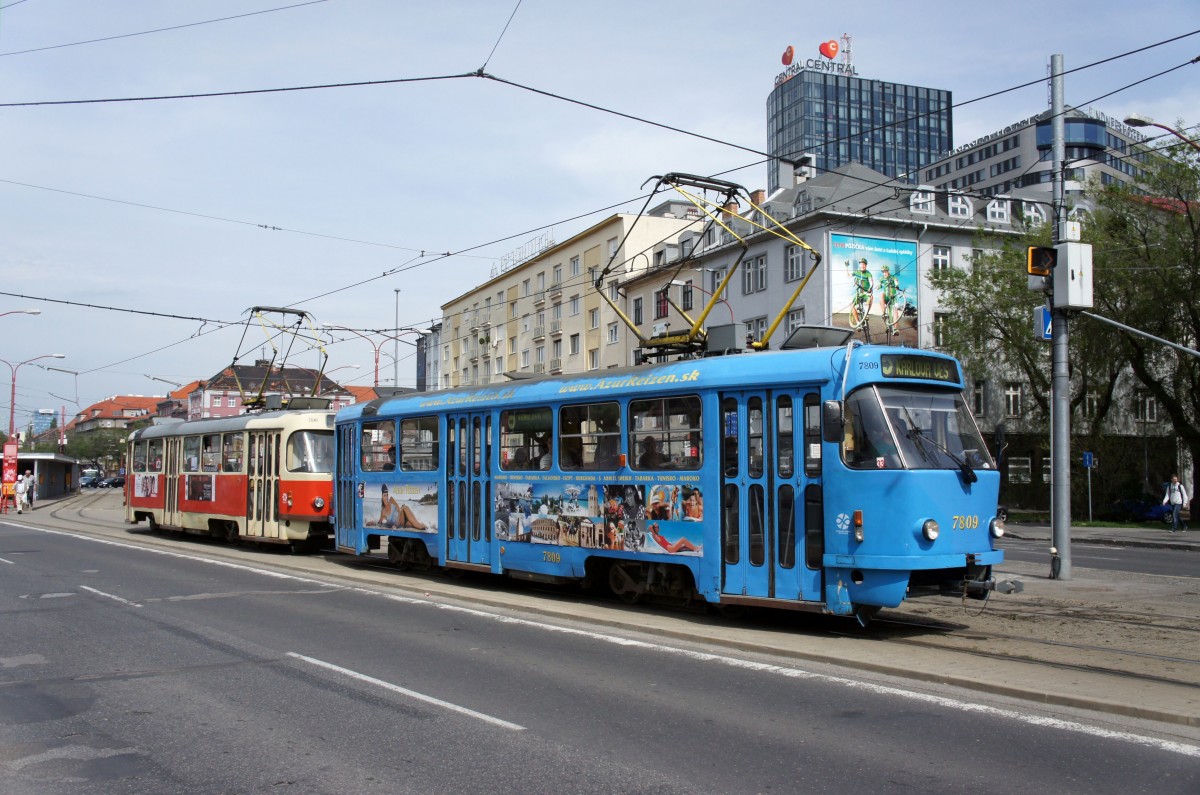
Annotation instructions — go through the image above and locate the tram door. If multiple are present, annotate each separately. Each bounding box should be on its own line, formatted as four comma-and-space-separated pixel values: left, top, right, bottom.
163, 437, 182, 527
719, 390, 818, 601
445, 413, 492, 567
245, 431, 281, 539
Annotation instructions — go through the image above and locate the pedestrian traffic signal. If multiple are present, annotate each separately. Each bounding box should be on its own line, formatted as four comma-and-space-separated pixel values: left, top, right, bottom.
1027, 246, 1056, 276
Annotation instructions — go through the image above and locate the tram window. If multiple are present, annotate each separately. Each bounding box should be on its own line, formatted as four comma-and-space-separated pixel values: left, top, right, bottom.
628, 396, 702, 471
778, 485, 796, 569
183, 436, 202, 473
286, 431, 334, 473
842, 389, 901, 470
721, 398, 738, 477
776, 396, 794, 478
399, 416, 438, 472
132, 441, 147, 472
201, 434, 221, 472
472, 418, 482, 477
748, 397, 764, 478
222, 433, 244, 473
803, 395, 822, 477
499, 407, 552, 471
361, 420, 396, 472
458, 418, 468, 476
748, 484, 765, 566
722, 483, 740, 564
559, 402, 620, 470
147, 439, 164, 473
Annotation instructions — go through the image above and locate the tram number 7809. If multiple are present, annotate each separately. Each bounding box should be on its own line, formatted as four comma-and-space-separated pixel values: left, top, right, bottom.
951, 515, 980, 530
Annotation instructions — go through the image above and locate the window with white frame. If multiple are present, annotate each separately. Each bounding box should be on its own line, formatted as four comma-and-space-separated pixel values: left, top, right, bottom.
521, 279, 530, 297
569, 333, 580, 355
785, 244, 806, 281
1004, 382, 1023, 417
1134, 393, 1158, 423
948, 194, 972, 218
588, 349, 599, 370
553, 264, 563, 285
931, 245, 951, 271
743, 255, 767, 294
607, 237, 619, 259
933, 312, 950, 348
521, 314, 530, 333
1008, 456, 1032, 483
987, 199, 1010, 223
552, 339, 562, 358
552, 302, 562, 320
910, 188, 935, 214
745, 316, 767, 341
607, 322, 619, 344
972, 381, 986, 416
588, 308, 599, 329
570, 256, 580, 277
787, 308, 806, 333
521, 349, 530, 368
711, 267, 728, 299
536, 345, 545, 364
588, 266, 598, 285
569, 295, 580, 315
508, 336, 516, 354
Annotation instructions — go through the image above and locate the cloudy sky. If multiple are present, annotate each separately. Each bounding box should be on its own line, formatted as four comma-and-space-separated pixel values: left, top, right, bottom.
2, 0, 1197, 430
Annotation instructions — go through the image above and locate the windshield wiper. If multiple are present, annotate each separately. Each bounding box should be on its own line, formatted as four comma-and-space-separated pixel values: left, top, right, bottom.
901, 408, 977, 483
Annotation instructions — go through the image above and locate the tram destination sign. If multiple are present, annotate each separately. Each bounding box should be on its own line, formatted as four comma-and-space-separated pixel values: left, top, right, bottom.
879, 353, 959, 384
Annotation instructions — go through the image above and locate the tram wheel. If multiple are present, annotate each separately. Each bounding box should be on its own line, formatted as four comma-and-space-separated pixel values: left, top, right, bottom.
608, 563, 642, 604
716, 604, 746, 619
224, 521, 239, 544
145, 514, 159, 533
387, 539, 410, 570
854, 605, 881, 627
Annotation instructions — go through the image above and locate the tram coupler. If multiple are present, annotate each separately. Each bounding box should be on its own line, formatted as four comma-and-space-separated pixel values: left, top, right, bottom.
959, 577, 1024, 597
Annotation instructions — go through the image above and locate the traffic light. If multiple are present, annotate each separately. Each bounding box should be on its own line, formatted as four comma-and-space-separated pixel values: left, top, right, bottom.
1026, 246, 1056, 276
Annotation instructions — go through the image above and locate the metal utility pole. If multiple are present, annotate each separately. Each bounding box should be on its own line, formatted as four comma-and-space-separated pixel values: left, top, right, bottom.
394, 289, 401, 388
1050, 54, 1072, 579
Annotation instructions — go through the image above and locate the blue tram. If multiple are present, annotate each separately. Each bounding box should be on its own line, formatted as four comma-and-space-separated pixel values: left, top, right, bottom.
333, 335, 1010, 621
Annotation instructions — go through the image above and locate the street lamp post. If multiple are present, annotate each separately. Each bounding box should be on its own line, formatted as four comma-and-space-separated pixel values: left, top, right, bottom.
3, 354, 66, 438
322, 325, 419, 388
1123, 114, 1200, 152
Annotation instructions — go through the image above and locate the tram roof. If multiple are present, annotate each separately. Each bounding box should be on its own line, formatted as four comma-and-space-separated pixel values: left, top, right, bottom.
127, 409, 336, 441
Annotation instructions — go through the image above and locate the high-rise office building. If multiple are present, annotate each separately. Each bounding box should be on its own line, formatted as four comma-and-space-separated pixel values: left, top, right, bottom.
767, 36, 953, 191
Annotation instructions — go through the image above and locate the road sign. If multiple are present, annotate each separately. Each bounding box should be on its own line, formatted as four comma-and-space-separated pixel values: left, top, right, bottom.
1083, 451, 1093, 469
1034, 306, 1052, 341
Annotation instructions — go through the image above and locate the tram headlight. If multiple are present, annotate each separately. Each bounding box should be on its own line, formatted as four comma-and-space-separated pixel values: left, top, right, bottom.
922, 519, 940, 541
990, 518, 1005, 538
312, 496, 326, 511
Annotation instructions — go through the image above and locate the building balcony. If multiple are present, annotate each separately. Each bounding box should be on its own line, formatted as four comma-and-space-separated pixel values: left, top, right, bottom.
533, 363, 546, 374
550, 320, 563, 335
550, 358, 562, 373
549, 281, 563, 298
533, 326, 546, 341
533, 292, 546, 307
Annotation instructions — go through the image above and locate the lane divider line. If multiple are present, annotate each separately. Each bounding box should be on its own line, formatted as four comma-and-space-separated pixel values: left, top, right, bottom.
79, 585, 143, 608
286, 652, 525, 731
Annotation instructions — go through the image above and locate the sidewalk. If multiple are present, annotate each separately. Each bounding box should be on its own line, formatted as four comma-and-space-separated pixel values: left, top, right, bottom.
1006, 521, 1200, 551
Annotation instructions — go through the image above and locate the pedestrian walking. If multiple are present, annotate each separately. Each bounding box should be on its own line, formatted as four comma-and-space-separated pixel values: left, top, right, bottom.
24, 470, 35, 509
14, 474, 27, 514
1163, 474, 1189, 532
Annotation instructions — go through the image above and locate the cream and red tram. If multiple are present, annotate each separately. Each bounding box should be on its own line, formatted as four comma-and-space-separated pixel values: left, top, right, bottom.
125, 407, 336, 549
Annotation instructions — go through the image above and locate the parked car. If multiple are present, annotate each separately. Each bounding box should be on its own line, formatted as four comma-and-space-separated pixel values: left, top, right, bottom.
79, 476, 99, 488
100, 476, 125, 489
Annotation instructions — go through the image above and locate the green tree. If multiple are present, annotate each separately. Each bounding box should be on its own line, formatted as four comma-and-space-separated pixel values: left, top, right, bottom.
66, 429, 129, 470
1092, 130, 1200, 507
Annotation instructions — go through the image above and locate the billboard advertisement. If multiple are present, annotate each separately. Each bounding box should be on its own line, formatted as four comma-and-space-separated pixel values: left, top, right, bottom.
831, 233, 919, 346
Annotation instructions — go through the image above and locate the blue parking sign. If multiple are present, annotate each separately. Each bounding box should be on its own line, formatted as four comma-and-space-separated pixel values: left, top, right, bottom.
1082, 451, 1093, 469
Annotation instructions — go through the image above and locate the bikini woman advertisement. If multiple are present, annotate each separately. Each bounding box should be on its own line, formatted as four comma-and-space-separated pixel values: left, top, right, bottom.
363, 482, 438, 533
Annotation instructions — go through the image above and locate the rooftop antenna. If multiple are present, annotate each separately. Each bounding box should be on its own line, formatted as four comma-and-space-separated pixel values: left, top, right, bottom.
840, 33, 853, 67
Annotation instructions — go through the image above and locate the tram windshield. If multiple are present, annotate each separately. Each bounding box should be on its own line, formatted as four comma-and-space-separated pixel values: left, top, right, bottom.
286, 430, 335, 473
843, 386, 994, 471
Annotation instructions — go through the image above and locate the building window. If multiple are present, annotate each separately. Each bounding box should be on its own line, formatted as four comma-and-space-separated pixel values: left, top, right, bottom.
681, 280, 694, 311
910, 188, 935, 214
607, 322, 619, 344
654, 288, 669, 319
521, 314, 530, 333
588, 349, 599, 370
588, 308, 599, 329
570, 256, 580, 277
227, 397, 237, 408
552, 302, 562, 320
569, 295, 580, 315
1134, 393, 1158, 423
742, 255, 767, 294
508, 336, 516, 354
787, 308, 806, 333
521, 349, 530, 368
1008, 456, 1032, 483
931, 245, 951, 271
536, 272, 545, 291
553, 264, 562, 285
933, 312, 950, 348
711, 267, 728, 299
987, 199, 1010, 223
948, 194, 972, 218
588, 266, 598, 285
1083, 391, 1098, 419
569, 334, 580, 355
633, 297, 643, 325
521, 279, 530, 297
1004, 383, 1023, 417
972, 381, 986, 416
607, 237, 619, 258
1042, 458, 1052, 484
745, 316, 767, 342
552, 339, 562, 358
536, 345, 545, 364
1021, 202, 1048, 227
785, 244, 806, 281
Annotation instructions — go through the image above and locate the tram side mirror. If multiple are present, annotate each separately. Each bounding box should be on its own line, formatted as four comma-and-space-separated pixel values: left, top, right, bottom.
821, 400, 843, 444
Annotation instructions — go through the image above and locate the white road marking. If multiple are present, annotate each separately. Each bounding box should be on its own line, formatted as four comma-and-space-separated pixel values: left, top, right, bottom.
286, 652, 525, 731
0, 557, 14, 564
31, 526, 1199, 757
79, 585, 142, 608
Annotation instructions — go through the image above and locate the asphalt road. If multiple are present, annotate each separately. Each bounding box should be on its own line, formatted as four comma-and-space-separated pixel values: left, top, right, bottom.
1000, 537, 1198, 578
2, 519, 1197, 793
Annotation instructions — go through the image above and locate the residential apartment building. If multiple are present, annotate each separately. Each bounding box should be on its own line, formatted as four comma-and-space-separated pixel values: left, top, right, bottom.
187, 361, 355, 420
437, 204, 701, 388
